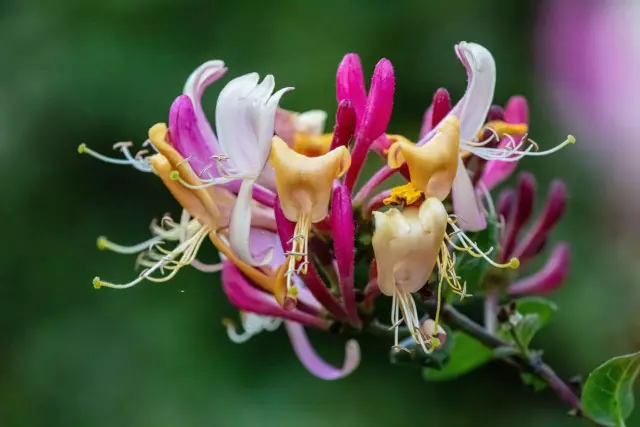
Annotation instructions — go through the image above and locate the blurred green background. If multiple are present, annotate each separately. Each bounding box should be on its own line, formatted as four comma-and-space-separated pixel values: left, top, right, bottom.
1, 0, 638, 426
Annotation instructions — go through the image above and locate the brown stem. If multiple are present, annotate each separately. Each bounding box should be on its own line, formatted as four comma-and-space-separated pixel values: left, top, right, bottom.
422, 303, 604, 427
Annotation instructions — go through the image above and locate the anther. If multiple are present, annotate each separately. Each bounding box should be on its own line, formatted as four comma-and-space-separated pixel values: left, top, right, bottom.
96, 236, 108, 250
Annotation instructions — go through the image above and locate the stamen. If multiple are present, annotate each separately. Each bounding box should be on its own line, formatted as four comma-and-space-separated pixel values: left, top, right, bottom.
283, 214, 312, 300
175, 155, 194, 168
169, 170, 253, 189
78, 142, 153, 172
111, 141, 154, 172
142, 139, 159, 153
191, 260, 223, 273
93, 224, 210, 289
447, 219, 519, 269
461, 134, 575, 162
96, 235, 163, 254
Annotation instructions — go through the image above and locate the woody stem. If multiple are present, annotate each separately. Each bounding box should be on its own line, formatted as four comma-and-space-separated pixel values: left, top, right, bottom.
420, 302, 604, 427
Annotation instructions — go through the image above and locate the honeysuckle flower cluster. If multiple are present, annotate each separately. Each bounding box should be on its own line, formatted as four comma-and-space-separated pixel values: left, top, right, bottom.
80, 42, 574, 379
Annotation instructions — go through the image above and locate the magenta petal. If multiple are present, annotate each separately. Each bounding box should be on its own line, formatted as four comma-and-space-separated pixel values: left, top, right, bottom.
504, 95, 529, 124
357, 58, 395, 143
168, 95, 216, 178
487, 104, 505, 122
497, 188, 516, 223
285, 322, 360, 380
330, 100, 357, 151
508, 243, 571, 295
513, 180, 567, 261
336, 53, 367, 122
431, 88, 452, 129
221, 262, 328, 329
419, 88, 452, 140
274, 196, 296, 252
501, 173, 536, 261
345, 58, 395, 192
331, 184, 361, 328
183, 61, 227, 153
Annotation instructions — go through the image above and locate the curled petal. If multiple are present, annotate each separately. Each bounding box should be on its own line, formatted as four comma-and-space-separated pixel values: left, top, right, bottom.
229, 179, 273, 266
222, 262, 328, 328
336, 53, 367, 122
183, 60, 227, 151
388, 116, 459, 200
452, 156, 486, 231
169, 95, 216, 178
285, 322, 360, 380
508, 243, 570, 295
419, 42, 496, 146
216, 73, 293, 176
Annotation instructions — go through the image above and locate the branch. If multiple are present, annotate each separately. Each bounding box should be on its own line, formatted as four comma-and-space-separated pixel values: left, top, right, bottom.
423, 303, 603, 427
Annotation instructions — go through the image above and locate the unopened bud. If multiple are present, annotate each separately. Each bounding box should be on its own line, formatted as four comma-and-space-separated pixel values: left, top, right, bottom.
330, 100, 357, 151
420, 319, 447, 349
431, 88, 452, 129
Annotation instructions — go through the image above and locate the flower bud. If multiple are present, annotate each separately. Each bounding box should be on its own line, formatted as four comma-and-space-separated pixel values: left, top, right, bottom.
420, 319, 447, 349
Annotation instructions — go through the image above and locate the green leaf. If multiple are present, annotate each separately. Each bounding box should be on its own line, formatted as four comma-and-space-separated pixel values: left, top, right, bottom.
516, 297, 557, 327
514, 313, 542, 348
451, 217, 500, 298
423, 332, 493, 381
582, 351, 640, 427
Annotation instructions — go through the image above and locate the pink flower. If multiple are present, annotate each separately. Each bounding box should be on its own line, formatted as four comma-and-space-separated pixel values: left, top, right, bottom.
497, 172, 571, 296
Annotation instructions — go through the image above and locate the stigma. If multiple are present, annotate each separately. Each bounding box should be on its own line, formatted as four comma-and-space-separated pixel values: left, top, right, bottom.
270, 136, 351, 303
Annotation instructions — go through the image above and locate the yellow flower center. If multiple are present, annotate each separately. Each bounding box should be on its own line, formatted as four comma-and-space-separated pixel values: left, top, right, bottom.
383, 182, 424, 206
